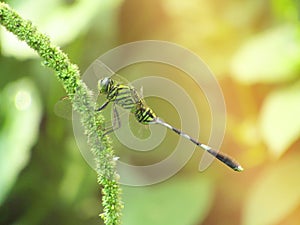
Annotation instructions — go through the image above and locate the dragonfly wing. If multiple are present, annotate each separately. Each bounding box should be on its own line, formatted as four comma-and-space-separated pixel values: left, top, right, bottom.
93, 60, 132, 85
139, 86, 144, 99
54, 97, 72, 120
93, 60, 115, 78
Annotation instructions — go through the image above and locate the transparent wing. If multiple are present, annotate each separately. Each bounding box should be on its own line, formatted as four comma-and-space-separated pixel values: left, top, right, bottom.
54, 96, 131, 130
92, 59, 132, 86
54, 97, 72, 120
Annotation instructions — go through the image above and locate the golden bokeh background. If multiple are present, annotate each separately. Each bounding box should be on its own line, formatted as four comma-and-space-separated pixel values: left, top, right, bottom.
0, 0, 300, 224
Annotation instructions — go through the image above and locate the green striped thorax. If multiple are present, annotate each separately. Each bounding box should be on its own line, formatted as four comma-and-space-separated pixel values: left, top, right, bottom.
97, 77, 157, 124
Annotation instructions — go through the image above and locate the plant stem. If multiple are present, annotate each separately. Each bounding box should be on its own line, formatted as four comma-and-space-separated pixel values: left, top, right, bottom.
0, 2, 123, 224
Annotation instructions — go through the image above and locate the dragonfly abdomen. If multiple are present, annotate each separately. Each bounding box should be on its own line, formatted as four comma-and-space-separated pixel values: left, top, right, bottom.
154, 118, 243, 172
134, 103, 157, 124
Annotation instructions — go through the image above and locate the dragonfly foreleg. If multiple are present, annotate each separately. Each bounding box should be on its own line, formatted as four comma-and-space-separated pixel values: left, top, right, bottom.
96, 100, 110, 111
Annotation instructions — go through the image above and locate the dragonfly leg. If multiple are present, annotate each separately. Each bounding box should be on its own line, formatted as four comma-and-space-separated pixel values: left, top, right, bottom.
96, 100, 110, 111
102, 104, 121, 136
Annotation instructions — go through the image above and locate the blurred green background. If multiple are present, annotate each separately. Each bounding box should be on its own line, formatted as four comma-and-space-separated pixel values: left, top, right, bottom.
1, 0, 300, 224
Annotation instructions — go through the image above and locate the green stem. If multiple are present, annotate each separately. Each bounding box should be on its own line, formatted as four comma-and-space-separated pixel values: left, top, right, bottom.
0, 2, 123, 224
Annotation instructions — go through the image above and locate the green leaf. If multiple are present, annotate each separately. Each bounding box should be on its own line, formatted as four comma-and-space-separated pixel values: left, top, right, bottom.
259, 83, 300, 157
242, 152, 300, 225
122, 176, 214, 225
0, 78, 42, 205
0, 0, 122, 59
272, 0, 299, 22
231, 25, 300, 84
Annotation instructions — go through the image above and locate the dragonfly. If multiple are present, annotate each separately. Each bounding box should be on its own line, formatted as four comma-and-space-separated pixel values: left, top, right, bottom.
95, 63, 243, 172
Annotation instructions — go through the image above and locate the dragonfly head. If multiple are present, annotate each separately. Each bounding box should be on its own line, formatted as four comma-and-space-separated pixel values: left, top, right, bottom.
98, 77, 113, 94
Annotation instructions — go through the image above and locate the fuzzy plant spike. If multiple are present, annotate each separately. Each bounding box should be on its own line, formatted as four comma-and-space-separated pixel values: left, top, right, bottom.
0, 2, 123, 224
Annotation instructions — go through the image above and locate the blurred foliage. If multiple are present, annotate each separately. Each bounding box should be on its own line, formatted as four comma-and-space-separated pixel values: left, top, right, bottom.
243, 151, 300, 225
259, 82, 300, 157
231, 25, 300, 84
0, 78, 42, 205
122, 176, 213, 225
0, 0, 300, 225
0, 0, 122, 59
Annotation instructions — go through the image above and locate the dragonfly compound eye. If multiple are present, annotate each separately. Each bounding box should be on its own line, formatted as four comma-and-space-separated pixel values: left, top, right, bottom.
98, 77, 111, 93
